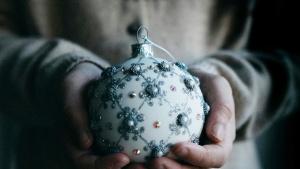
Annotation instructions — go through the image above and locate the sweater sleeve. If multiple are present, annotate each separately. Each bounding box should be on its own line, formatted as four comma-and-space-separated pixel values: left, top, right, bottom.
189, 50, 300, 141
0, 33, 110, 127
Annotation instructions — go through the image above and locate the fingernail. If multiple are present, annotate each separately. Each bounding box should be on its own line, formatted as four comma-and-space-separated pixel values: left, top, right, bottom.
158, 166, 165, 169
79, 130, 92, 149
212, 124, 225, 141
173, 146, 188, 157
114, 158, 130, 168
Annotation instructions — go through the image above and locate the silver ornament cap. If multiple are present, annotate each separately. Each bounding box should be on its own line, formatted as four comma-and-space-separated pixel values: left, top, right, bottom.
131, 43, 153, 58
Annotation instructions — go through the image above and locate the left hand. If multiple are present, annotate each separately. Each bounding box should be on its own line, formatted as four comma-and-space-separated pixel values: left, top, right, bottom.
58, 62, 130, 169
126, 69, 236, 169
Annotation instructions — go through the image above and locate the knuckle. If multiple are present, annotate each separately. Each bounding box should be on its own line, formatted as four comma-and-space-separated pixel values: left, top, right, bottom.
212, 145, 227, 168
210, 75, 229, 87
218, 102, 233, 122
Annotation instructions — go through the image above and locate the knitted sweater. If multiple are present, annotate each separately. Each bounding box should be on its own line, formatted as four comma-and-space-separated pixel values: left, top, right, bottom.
0, 0, 299, 168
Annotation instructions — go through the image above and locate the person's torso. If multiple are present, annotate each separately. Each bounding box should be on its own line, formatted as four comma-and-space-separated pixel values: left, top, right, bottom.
1, 0, 254, 65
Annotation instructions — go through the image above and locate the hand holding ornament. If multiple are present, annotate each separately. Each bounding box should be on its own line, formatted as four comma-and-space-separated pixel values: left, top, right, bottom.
59, 63, 130, 169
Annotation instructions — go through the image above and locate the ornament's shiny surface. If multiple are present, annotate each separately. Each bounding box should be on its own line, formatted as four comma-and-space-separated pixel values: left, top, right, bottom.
88, 39, 209, 163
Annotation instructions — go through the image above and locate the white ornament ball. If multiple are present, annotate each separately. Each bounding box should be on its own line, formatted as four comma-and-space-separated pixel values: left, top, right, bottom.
88, 43, 209, 163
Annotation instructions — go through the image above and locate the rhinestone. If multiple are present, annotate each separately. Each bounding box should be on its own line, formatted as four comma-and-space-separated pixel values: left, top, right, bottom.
139, 91, 144, 98
129, 92, 136, 98
196, 114, 201, 120
153, 121, 161, 128
133, 149, 141, 155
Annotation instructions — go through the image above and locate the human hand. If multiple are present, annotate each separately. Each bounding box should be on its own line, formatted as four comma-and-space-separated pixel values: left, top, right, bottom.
59, 62, 130, 169
126, 69, 236, 169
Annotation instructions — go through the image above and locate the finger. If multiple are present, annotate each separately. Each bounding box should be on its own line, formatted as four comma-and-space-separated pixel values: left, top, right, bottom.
149, 157, 204, 169
60, 63, 102, 149
170, 143, 225, 168
65, 131, 130, 169
124, 163, 148, 169
76, 153, 130, 169
189, 69, 235, 143
171, 114, 235, 168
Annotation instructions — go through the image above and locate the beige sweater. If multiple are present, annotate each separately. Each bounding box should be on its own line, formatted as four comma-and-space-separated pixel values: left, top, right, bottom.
0, 0, 299, 168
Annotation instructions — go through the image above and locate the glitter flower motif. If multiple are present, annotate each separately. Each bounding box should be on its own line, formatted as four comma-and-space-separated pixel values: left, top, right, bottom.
101, 66, 118, 79
129, 63, 145, 75
190, 133, 200, 144
176, 113, 190, 127
117, 107, 145, 141
102, 139, 124, 154
151, 145, 165, 158
139, 78, 166, 106
169, 103, 192, 117
169, 112, 192, 135
89, 111, 102, 131
183, 77, 196, 91
169, 123, 181, 135
145, 84, 161, 97
179, 75, 201, 100
143, 140, 172, 161
151, 60, 175, 78
203, 101, 210, 115
158, 61, 172, 72
175, 61, 187, 71
101, 78, 124, 109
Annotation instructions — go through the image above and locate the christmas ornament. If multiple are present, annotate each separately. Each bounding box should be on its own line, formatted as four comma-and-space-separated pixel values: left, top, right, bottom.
88, 27, 210, 163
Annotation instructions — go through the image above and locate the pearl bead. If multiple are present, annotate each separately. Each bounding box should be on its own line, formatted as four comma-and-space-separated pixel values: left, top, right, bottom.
127, 120, 134, 126
134, 65, 141, 71
152, 86, 158, 93
156, 151, 163, 157
182, 116, 188, 122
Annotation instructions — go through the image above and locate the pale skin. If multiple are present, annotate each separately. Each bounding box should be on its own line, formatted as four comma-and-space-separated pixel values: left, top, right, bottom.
60, 62, 236, 169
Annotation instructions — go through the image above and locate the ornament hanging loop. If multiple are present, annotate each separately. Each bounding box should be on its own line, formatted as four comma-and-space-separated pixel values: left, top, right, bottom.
134, 26, 176, 61
136, 26, 149, 44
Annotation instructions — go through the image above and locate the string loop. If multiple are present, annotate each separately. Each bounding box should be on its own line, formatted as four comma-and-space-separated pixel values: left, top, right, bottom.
136, 26, 176, 61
